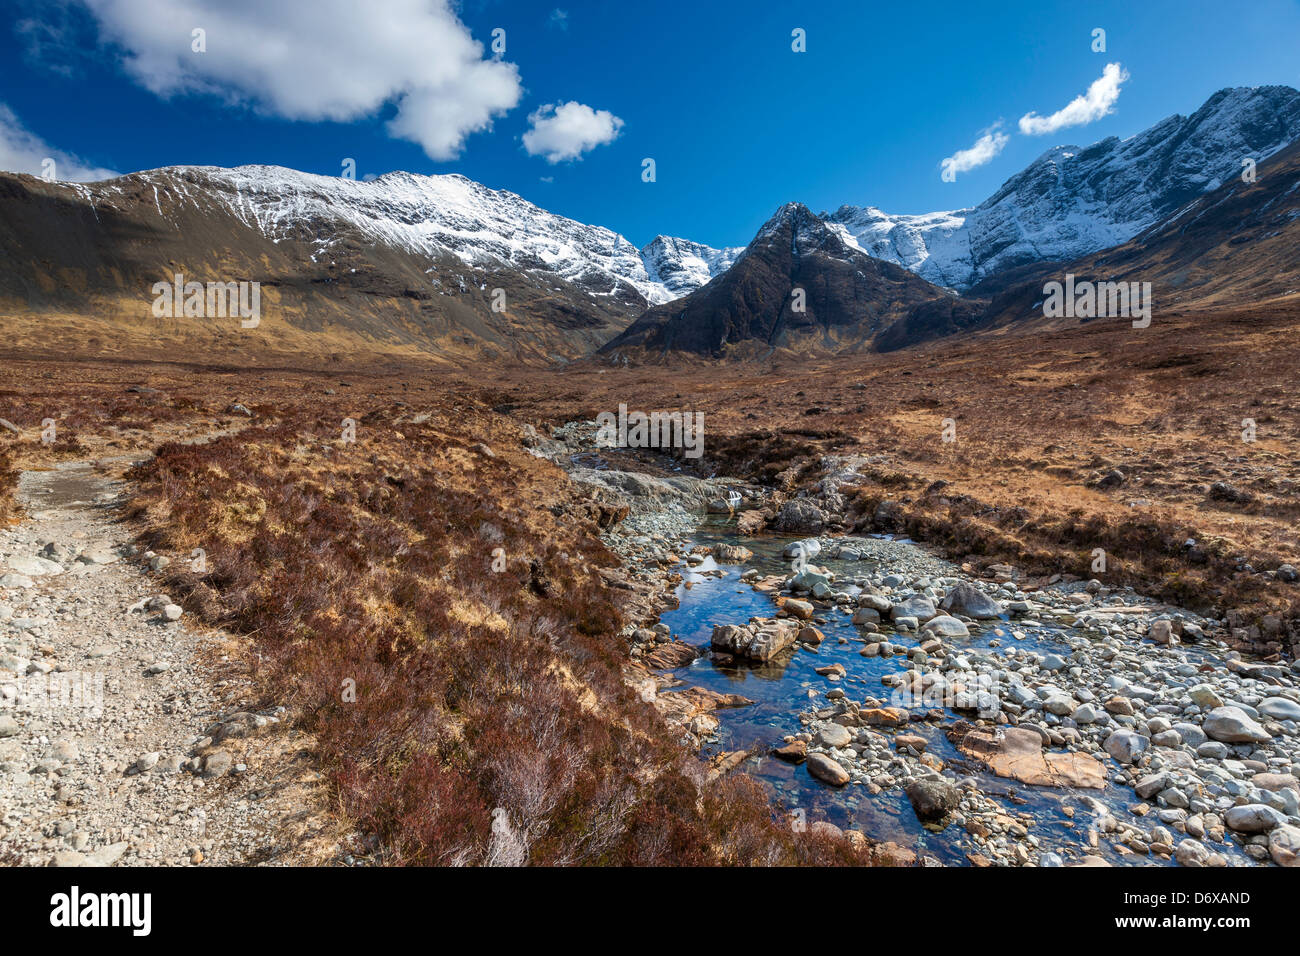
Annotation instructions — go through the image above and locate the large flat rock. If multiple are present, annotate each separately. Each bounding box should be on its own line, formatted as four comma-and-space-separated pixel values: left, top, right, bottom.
956, 726, 1105, 789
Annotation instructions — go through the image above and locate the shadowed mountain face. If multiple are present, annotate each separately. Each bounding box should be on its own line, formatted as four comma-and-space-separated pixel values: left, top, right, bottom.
0, 166, 732, 365
600, 203, 986, 360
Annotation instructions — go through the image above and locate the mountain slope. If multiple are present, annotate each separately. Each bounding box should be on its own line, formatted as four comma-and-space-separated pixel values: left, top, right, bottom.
829, 86, 1300, 290
600, 203, 984, 360
639, 235, 743, 298
0, 165, 731, 364
978, 136, 1300, 329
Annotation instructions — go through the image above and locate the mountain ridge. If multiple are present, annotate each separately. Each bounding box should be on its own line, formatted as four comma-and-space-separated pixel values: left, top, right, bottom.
828, 85, 1300, 290
0, 163, 734, 364
599, 202, 984, 360
1, 85, 1296, 365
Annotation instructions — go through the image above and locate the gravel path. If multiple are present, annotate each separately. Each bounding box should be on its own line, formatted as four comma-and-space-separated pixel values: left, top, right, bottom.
0, 459, 324, 867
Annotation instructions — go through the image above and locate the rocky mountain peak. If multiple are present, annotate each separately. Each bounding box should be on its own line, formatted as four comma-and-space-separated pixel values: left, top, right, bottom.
831, 85, 1300, 290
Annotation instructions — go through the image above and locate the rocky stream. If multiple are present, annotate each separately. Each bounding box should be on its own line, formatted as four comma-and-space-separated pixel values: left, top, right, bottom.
539, 420, 1300, 868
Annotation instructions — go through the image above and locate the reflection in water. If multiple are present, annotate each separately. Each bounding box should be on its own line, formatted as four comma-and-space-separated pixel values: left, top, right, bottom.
655, 518, 1228, 866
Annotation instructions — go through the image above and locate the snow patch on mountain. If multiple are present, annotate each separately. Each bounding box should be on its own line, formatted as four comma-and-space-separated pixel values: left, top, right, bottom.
830, 85, 1300, 289
825, 205, 975, 288
639, 235, 743, 297
125, 164, 730, 306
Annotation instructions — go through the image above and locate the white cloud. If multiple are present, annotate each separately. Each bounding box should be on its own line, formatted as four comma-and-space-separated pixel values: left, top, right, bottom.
0, 103, 118, 181
522, 101, 624, 163
940, 124, 1009, 180
1019, 63, 1129, 136
79, 0, 521, 160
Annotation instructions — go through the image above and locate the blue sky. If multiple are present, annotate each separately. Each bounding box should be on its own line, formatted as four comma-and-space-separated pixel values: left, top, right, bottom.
2, 0, 1299, 249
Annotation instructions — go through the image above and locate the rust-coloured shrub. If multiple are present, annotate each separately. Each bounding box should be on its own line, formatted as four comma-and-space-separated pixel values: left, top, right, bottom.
129, 401, 867, 866
0, 446, 18, 525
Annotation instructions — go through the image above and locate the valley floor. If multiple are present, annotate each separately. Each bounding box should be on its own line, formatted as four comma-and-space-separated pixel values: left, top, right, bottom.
0, 300, 1297, 866
520, 302, 1300, 658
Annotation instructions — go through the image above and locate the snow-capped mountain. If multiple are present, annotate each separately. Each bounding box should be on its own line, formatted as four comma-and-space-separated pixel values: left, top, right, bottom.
639, 235, 743, 298
602, 202, 981, 359
984, 136, 1300, 326
824, 206, 975, 289
3, 85, 1297, 365
0, 163, 737, 364
829, 86, 1300, 290
129, 165, 728, 307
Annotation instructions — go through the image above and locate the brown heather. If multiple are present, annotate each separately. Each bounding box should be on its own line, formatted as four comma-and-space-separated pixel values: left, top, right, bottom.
518, 302, 1300, 653
0, 446, 17, 525
7, 288, 1296, 864
123, 395, 864, 866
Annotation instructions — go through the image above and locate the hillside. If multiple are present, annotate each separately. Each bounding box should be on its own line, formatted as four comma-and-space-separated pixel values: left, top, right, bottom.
829, 86, 1300, 290
976, 138, 1300, 331
0, 166, 732, 365
600, 203, 985, 360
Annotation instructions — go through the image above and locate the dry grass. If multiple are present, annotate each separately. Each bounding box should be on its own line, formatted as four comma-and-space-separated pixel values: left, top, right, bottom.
11, 298, 1293, 862
118, 384, 866, 866
0, 446, 17, 526
514, 302, 1300, 655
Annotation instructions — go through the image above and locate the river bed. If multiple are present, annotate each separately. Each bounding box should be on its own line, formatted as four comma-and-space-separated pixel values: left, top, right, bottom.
653, 517, 1259, 866
546, 422, 1299, 868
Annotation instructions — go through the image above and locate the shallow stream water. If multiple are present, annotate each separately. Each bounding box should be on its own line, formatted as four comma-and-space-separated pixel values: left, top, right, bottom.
656, 517, 1242, 866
